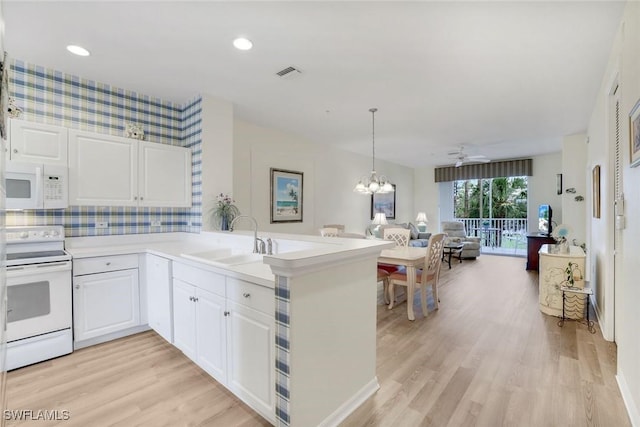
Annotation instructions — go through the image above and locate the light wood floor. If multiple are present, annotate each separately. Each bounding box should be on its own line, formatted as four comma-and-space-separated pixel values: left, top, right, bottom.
6, 255, 631, 426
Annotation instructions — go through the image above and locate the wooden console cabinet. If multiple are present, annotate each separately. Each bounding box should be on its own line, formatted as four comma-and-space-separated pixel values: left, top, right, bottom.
526, 234, 556, 270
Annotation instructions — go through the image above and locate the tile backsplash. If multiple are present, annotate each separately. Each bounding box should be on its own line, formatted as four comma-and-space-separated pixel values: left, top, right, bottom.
7, 60, 203, 237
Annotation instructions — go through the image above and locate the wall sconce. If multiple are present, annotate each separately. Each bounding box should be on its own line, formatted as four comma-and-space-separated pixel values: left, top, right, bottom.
575, 195, 584, 202
565, 188, 577, 194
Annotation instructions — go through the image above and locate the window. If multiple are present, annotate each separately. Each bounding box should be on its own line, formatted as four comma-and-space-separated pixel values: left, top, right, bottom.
453, 176, 528, 220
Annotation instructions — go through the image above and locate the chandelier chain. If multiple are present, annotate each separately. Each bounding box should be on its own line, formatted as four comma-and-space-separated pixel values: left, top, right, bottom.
370, 107, 377, 171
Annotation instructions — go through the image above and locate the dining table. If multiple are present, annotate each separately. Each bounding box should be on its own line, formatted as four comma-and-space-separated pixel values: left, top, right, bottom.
378, 246, 428, 321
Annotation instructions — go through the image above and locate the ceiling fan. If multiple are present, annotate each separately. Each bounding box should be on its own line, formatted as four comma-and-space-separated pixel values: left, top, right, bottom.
447, 146, 491, 167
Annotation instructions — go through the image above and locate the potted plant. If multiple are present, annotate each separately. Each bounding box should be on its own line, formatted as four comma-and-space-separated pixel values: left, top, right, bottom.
211, 193, 240, 231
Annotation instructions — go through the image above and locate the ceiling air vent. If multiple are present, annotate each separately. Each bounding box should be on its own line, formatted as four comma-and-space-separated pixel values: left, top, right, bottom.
276, 66, 302, 78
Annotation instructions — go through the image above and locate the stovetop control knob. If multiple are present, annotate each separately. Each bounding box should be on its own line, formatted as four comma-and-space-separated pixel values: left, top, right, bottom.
51, 230, 60, 237
20, 232, 28, 239
41, 231, 50, 238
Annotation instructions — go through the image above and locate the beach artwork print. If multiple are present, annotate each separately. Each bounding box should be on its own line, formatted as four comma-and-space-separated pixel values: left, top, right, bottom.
270, 168, 303, 223
630, 98, 640, 168
371, 184, 396, 220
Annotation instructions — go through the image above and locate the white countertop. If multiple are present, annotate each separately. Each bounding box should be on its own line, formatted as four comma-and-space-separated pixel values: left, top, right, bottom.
65, 231, 393, 288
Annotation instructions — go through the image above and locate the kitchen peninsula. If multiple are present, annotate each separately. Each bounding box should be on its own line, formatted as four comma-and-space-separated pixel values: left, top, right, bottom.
65, 230, 393, 426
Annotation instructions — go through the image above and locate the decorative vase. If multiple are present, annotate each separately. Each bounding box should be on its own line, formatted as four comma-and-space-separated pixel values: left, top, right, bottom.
220, 214, 229, 231
559, 240, 569, 254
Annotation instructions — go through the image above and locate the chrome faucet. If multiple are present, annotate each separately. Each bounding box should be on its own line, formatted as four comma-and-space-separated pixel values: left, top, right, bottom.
229, 215, 263, 254
266, 237, 273, 255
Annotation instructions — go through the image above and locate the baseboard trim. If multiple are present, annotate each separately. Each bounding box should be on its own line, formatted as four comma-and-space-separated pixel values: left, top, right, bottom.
317, 377, 380, 427
617, 372, 640, 426
74, 325, 151, 350
591, 294, 614, 342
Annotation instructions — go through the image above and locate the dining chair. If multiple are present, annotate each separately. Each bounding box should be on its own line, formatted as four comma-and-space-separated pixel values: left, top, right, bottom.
383, 227, 410, 247
378, 227, 411, 302
388, 233, 446, 317
320, 227, 339, 237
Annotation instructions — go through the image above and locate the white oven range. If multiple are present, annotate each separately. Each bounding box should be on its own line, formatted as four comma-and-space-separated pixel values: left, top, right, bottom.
6, 226, 73, 370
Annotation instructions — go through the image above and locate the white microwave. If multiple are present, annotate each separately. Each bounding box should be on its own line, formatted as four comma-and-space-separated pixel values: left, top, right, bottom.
5, 162, 69, 210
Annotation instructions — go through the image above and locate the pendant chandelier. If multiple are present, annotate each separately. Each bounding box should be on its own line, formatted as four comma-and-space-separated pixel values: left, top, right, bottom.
353, 108, 394, 195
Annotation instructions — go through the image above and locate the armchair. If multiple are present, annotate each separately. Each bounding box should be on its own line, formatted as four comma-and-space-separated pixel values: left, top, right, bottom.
440, 221, 481, 259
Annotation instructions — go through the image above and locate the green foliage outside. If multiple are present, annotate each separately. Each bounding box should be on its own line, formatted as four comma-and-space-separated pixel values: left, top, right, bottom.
454, 176, 528, 219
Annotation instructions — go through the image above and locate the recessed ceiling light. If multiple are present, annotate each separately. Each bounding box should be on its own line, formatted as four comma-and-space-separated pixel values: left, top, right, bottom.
66, 45, 90, 56
233, 38, 253, 51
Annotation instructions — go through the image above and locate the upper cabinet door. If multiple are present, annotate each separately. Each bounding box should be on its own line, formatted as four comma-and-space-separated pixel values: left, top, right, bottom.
138, 141, 192, 208
68, 130, 138, 206
9, 120, 68, 165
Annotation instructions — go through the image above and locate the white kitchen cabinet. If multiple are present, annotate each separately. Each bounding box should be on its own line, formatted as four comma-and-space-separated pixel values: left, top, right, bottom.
138, 142, 191, 207
145, 254, 173, 343
227, 298, 275, 420
8, 120, 68, 165
68, 129, 191, 207
73, 268, 140, 342
172, 262, 275, 424
173, 279, 227, 383
68, 130, 138, 206
173, 279, 197, 360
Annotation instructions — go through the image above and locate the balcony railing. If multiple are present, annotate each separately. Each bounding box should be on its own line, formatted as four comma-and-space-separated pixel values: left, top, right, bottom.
453, 217, 528, 255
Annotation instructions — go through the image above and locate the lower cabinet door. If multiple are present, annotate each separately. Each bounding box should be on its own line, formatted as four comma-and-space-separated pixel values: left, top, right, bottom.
172, 279, 197, 361
195, 288, 227, 384
226, 300, 275, 422
73, 269, 140, 342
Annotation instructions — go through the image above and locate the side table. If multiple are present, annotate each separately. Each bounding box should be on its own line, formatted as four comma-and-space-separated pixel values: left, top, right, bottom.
442, 243, 463, 269
558, 286, 595, 333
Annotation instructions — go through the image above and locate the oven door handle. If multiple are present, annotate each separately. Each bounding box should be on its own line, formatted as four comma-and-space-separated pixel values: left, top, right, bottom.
7, 261, 72, 275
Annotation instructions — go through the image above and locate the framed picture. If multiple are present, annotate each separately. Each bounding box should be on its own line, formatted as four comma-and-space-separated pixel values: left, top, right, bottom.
630, 98, 640, 168
592, 165, 600, 219
556, 173, 563, 195
371, 184, 396, 220
270, 168, 303, 223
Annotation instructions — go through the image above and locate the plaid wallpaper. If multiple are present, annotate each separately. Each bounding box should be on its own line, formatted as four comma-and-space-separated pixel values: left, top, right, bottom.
7, 60, 202, 236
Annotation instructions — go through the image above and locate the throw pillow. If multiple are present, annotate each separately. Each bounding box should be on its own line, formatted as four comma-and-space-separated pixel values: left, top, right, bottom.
408, 222, 419, 240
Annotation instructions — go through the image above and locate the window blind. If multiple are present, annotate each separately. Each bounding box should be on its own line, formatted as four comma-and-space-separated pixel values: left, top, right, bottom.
434, 158, 532, 182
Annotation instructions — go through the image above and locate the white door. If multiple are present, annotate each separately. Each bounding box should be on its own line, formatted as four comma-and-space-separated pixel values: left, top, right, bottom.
138, 141, 191, 207
68, 130, 138, 206
172, 279, 197, 361
226, 300, 275, 421
146, 254, 173, 343
73, 269, 140, 342
9, 120, 68, 165
195, 288, 227, 384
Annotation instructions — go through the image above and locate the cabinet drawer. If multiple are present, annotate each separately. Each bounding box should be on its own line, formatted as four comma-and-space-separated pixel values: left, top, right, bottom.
173, 262, 225, 297
227, 278, 274, 315
74, 254, 139, 276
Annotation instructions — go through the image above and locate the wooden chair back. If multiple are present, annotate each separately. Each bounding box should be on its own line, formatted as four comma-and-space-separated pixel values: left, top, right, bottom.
320, 227, 339, 237
383, 228, 410, 247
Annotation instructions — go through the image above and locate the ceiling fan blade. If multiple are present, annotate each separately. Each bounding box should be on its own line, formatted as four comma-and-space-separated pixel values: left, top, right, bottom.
466, 155, 487, 160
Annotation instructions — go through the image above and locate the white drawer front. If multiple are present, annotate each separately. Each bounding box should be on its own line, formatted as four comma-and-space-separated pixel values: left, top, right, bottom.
173, 262, 225, 297
227, 278, 273, 315
74, 254, 139, 276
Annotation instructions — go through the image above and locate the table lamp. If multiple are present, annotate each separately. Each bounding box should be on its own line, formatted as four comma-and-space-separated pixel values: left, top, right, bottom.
371, 212, 388, 238
416, 212, 428, 232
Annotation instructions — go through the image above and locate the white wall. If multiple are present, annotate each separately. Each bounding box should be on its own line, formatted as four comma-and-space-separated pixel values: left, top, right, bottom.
233, 120, 415, 235
587, 2, 640, 424
413, 166, 440, 232
528, 152, 563, 233
201, 95, 234, 231
562, 133, 588, 246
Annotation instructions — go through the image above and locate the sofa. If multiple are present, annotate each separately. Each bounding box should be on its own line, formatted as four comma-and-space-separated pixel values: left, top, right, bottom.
377, 223, 431, 247
441, 221, 481, 259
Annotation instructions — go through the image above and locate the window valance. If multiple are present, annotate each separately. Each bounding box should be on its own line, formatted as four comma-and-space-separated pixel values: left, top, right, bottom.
434, 158, 532, 182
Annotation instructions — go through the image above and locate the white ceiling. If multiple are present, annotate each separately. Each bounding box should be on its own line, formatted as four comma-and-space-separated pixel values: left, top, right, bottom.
3, 1, 625, 168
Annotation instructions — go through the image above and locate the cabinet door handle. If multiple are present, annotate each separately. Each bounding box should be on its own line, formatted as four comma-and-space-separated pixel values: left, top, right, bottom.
194, 297, 199, 302
134, 196, 138, 200
105, 262, 111, 266
140, 196, 144, 201
188, 296, 193, 301
75, 285, 80, 289
13, 148, 18, 153
224, 311, 230, 316
242, 292, 251, 298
